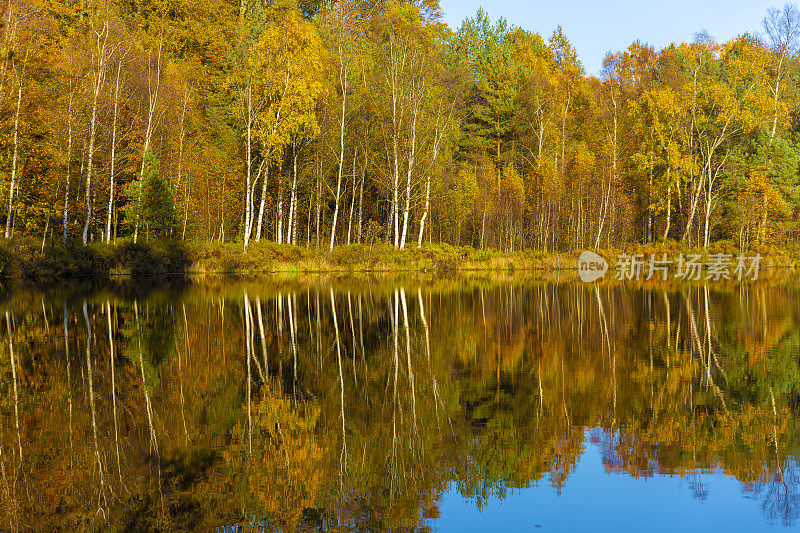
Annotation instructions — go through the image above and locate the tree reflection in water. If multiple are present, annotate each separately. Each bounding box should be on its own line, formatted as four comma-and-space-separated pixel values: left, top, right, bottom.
0, 279, 797, 530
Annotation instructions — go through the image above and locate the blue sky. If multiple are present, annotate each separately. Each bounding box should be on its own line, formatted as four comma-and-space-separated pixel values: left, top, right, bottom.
439, 0, 782, 76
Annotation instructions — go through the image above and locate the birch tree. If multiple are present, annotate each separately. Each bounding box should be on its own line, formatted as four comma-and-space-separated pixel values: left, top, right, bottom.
81, 20, 112, 245
248, 0, 324, 247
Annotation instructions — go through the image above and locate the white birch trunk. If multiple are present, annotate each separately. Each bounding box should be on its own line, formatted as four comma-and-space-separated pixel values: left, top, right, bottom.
244, 81, 253, 251
399, 91, 418, 250
417, 106, 449, 248
330, 45, 347, 251
106, 57, 123, 244
5, 64, 22, 240
347, 150, 356, 245
276, 181, 283, 244
287, 145, 298, 245
255, 161, 268, 242
83, 26, 110, 245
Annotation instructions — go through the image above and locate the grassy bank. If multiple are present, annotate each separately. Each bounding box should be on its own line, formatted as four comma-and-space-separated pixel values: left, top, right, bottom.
0, 237, 797, 282
186, 241, 575, 275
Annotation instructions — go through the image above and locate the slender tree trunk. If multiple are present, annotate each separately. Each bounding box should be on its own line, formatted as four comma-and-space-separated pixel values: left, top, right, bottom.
481, 208, 486, 249
107, 58, 123, 244
646, 152, 653, 243
683, 160, 707, 243
417, 108, 449, 247
244, 81, 253, 252
83, 53, 102, 247
255, 158, 269, 242
306, 193, 311, 246
357, 155, 365, 244
703, 169, 713, 248
330, 53, 347, 251
84, 26, 112, 246
5, 65, 23, 240
276, 179, 283, 244
417, 174, 430, 248
315, 160, 321, 248
682, 68, 699, 244
0, 4, 14, 112
347, 150, 356, 245
391, 135, 400, 247
761, 56, 784, 243
41, 186, 53, 252
63, 82, 73, 245
400, 85, 420, 250
287, 143, 298, 245
663, 171, 672, 242
595, 92, 616, 250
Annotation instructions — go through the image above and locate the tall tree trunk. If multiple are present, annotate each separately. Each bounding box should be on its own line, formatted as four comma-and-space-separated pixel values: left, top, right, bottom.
287, 143, 298, 245
5, 65, 22, 240
244, 81, 253, 252
417, 107, 449, 248
682, 67, 699, 244
255, 159, 269, 242
276, 178, 283, 244
84, 26, 112, 245
0, 4, 15, 112
63, 82, 73, 245
388, 35, 402, 248
107, 57, 123, 244
330, 50, 347, 251
663, 170, 672, 242
315, 159, 321, 248
761, 55, 784, 243
646, 152, 653, 243
357, 154, 364, 244
347, 150, 356, 245
703, 169, 713, 248
400, 88, 419, 250
595, 91, 616, 250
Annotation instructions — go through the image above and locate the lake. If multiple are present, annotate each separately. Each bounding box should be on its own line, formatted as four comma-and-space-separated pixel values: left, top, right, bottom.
1, 277, 799, 531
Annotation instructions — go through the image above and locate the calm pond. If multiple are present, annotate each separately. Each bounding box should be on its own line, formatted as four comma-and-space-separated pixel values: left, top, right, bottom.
1, 277, 799, 531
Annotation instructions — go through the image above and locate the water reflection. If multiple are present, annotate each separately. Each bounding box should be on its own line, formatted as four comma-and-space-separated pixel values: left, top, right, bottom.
0, 280, 798, 530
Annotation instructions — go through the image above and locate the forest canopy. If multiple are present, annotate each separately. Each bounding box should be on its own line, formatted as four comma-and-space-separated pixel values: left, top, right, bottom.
2, 0, 800, 252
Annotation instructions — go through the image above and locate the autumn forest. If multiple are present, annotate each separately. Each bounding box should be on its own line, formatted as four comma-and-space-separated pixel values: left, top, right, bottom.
3, 0, 800, 255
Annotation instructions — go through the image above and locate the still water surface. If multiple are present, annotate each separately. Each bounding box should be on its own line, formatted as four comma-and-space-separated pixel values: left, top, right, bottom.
0, 278, 798, 531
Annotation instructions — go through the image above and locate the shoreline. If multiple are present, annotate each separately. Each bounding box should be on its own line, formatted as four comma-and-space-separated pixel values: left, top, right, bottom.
1, 238, 797, 283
